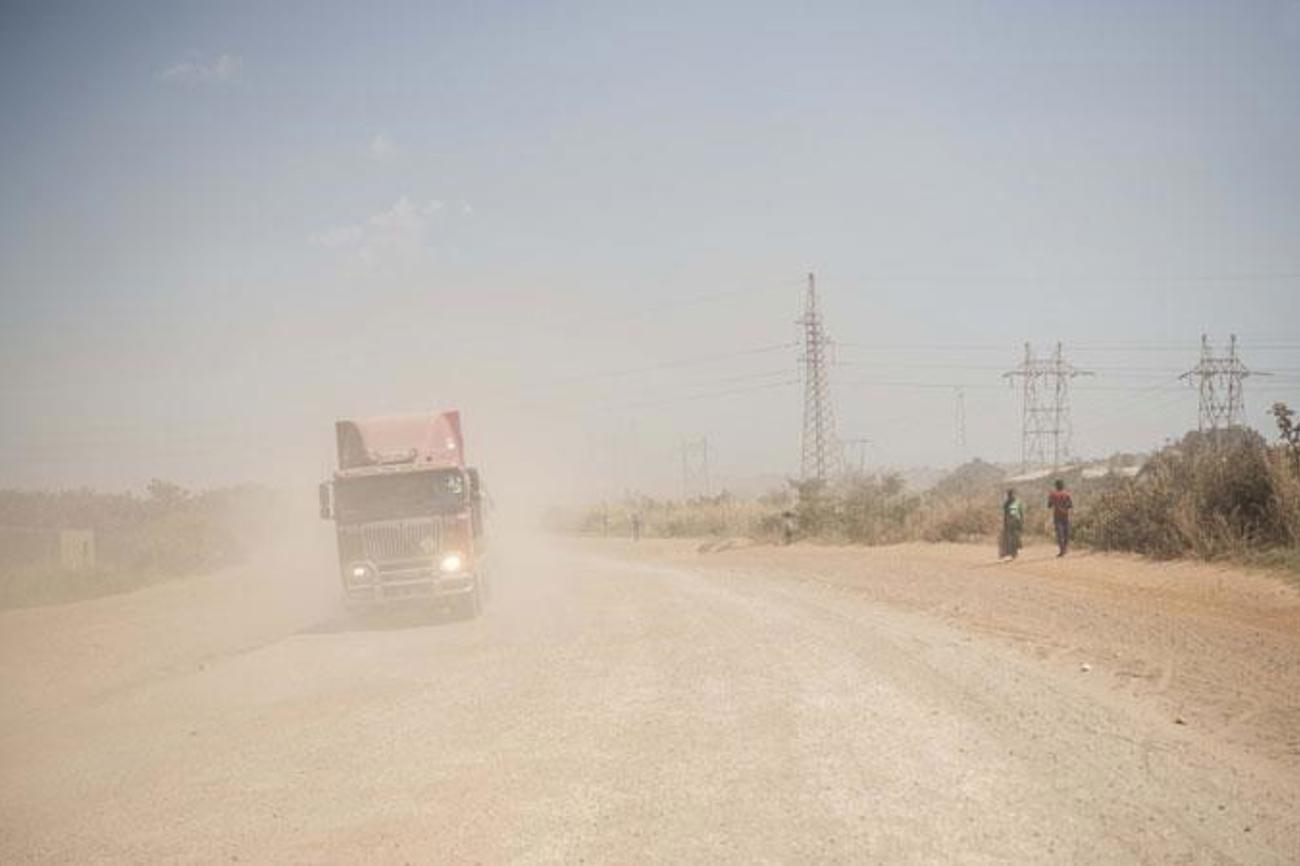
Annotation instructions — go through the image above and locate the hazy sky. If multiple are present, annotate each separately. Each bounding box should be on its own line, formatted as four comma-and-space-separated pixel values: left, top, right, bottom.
2, 1, 1299, 498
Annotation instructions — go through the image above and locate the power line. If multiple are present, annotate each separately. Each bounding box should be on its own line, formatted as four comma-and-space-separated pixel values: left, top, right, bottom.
507, 367, 797, 415
501, 278, 803, 340
506, 342, 797, 394
822, 271, 1300, 287
1069, 376, 1189, 438
835, 359, 1245, 377
837, 379, 1005, 390
676, 368, 797, 387
837, 340, 1300, 353
599, 377, 800, 413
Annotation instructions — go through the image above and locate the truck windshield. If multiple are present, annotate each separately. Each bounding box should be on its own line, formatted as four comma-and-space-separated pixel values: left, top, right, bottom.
334, 470, 466, 523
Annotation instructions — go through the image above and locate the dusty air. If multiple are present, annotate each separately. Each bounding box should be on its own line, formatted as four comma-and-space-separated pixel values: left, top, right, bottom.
2, 3, 1299, 864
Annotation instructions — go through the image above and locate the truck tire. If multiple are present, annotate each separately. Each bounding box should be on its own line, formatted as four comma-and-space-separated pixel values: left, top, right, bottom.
451, 580, 481, 620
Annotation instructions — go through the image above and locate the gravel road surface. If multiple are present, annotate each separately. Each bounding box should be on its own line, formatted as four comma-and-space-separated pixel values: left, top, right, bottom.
2, 535, 1298, 864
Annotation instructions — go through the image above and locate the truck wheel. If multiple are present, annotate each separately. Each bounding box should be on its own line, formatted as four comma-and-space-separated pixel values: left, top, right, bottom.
452, 581, 481, 620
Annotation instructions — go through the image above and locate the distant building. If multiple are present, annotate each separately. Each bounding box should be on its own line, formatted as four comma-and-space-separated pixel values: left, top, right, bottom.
0, 527, 95, 571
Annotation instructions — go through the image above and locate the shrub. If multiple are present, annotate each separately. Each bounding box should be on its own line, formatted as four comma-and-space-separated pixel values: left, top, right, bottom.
551, 425, 1300, 570
911, 495, 1001, 542
928, 458, 1006, 499
1267, 448, 1300, 548
832, 473, 920, 544
0, 482, 281, 608
549, 494, 769, 540
1076, 429, 1298, 560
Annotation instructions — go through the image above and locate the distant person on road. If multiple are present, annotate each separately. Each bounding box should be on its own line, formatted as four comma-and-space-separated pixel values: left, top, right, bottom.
781, 510, 797, 545
630, 511, 643, 542
1048, 479, 1073, 557
1000, 489, 1024, 560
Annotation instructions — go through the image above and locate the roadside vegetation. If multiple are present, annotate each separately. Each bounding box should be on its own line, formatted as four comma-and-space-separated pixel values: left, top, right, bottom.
552, 404, 1300, 572
0, 481, 281, 609
1078, 411, 1300, 567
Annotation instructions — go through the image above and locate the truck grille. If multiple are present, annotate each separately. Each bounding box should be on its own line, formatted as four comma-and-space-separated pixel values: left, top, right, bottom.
339, 519, 440, 564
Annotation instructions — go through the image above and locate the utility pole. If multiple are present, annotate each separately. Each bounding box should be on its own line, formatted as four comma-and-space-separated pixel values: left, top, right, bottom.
610, 420, 640, 500
799, 272, 843, 482
842, 437, 871, 475
954, 387, 967, 460
606, 428, 623, 501
1003, 343, 1092, 471
1180, 334, 1259, 431
681, 436, 711, 500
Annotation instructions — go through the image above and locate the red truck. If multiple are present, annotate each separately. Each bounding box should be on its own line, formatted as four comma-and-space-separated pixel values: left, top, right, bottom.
318, 411, 488, 617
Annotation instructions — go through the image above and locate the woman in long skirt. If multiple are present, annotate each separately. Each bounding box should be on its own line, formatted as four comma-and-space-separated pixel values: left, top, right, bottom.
1000, 488, 1024, 560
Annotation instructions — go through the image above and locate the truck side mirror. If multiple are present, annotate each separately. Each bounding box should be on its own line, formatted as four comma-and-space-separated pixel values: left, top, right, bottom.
318, 482, 332, 520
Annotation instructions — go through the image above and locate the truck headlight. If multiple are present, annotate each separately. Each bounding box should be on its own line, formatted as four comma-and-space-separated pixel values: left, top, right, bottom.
349, 564, 374, 584
439, 553, 463, 573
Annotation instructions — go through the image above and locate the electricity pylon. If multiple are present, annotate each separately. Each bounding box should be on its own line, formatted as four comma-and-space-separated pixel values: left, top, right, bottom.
799, 272, 843, 482
681, 436, 711, 499
1180, 334, 1257, 431
1004, 342, 1091, 471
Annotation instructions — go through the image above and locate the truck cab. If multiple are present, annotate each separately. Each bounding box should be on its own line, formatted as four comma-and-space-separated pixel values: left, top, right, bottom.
318, 412, 487, 617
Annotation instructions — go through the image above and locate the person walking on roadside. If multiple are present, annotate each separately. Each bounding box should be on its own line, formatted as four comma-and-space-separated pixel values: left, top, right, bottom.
781, 510, 797, 546
630, 511, 643, 542
1048, 478, 1073, 557
1000, 488, 1024, 560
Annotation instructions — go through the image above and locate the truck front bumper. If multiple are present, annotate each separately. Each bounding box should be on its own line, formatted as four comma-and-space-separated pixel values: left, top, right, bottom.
344, 570, 477, 606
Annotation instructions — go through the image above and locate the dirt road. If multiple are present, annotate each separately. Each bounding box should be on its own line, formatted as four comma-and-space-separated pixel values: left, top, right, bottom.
3, 535, 1299, 864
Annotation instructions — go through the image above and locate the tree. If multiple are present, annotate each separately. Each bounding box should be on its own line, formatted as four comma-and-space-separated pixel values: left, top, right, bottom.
146, 479, 189, 509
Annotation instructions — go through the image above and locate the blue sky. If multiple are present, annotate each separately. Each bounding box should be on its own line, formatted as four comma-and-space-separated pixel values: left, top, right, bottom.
2, 1, 1299, 495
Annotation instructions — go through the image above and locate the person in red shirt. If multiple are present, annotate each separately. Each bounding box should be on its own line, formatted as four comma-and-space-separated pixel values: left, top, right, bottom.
1047, 479, 1073, 557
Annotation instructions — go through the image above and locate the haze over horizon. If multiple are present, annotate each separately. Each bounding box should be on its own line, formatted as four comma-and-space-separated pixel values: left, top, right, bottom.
2, 1, 1299, 499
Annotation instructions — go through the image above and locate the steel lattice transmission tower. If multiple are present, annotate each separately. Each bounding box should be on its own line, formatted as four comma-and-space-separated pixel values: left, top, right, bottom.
681, 436, 711, 500
1180, 334, 1256, 431
1003, 343, 1092, 471
799, 272, 843, 482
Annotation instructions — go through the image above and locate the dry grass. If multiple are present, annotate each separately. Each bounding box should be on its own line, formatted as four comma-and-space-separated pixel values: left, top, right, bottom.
0, 482, 281, 608
547, 494, 772, 540
553, 429, 1300, 575
908, 495, 1000, 542
1075, 429, 1300, 564
1268, 449, 1300, 549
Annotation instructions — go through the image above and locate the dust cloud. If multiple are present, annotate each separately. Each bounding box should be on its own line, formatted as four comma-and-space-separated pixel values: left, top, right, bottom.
5, 2, 1300, 862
